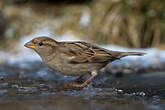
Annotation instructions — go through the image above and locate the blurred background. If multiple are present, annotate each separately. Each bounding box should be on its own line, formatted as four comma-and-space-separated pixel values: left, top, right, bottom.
0, 0, 165, 50
0, 0, 165, 72
0, 1, 165, 110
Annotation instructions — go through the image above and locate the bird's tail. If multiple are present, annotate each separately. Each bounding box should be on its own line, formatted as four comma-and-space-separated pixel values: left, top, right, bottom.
110, 51, 145, 59
120, 52, 145, 57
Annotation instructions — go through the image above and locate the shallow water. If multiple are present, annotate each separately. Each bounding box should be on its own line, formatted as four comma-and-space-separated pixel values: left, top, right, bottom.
1, 94, 165, 110
0, 60, 165, 110
0, 80, 165, 110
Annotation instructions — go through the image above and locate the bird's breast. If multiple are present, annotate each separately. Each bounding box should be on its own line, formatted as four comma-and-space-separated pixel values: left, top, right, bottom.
44, 55, 105, 76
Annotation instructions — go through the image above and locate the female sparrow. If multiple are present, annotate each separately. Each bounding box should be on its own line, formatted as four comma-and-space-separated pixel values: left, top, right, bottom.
24, 36, 145, 88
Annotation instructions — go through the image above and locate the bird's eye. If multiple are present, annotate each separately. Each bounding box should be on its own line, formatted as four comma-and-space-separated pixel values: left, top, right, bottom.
39, 42, 43, 46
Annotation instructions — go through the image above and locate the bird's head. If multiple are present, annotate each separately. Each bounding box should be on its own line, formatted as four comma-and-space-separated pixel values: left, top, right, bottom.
24, 36, 58, 57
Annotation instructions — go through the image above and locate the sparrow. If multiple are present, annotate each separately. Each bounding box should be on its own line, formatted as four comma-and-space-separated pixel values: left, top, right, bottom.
24, 36, 145, 88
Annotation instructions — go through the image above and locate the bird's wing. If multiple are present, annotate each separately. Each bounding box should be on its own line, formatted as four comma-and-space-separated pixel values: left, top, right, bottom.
59, 41, 119, 64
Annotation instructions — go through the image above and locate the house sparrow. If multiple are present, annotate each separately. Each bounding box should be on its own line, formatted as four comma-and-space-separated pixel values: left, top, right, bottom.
24, 36, 145, 88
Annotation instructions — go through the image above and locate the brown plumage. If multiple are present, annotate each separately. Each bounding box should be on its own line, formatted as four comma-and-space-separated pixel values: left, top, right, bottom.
24, 36, 145, 88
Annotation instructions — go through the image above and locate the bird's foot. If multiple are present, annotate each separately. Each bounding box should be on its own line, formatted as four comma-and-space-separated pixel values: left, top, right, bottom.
65, 82, 89, 88
64, 71, 97, 89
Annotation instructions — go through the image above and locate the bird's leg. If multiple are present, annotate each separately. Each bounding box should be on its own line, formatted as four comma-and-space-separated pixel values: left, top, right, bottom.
72, 75, 84, 83
65, 75, 84, 87
69, 70, 98, 88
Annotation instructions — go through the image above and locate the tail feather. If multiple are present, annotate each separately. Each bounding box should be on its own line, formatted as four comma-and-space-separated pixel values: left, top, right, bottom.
120, 52, 145, 57
110, 51, 145, 59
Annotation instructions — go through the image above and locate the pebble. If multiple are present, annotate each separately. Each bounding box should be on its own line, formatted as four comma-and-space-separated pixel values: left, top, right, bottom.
0, 83, 8, 88
38, 84, 46, 88
11, 84, 19, 89
0, 89, 8, 96
18, 87, 38, 94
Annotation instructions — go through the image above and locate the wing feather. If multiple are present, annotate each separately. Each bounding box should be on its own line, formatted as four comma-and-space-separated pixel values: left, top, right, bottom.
59, 41, 118, 64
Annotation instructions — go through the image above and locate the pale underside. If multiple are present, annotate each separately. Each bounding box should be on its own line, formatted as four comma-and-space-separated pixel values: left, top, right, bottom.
45, 52, 108, 76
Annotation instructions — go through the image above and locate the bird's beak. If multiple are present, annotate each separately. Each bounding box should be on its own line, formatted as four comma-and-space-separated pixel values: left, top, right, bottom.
24, 41, 36, 50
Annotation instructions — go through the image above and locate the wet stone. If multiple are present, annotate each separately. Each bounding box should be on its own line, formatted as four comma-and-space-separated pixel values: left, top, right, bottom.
38, 84, 46, 88
40, 91, 56, 96
0, 89, 8, 96
18, 87, 38, 94
0, 75, 5, 80
131, 92, 146, 97
11, 84, 19, 89
147, 104, 164, 110
0, 82, 8, 88
115, 89, 124, 94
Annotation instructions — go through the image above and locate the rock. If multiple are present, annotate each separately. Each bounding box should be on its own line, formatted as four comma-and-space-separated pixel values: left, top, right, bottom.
99, 72, 165, 97
0, 89, 8, 96
18, 87, 38, 94
11, 84, 19, 89
0, 83, 8, 88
